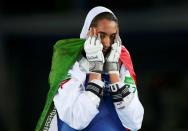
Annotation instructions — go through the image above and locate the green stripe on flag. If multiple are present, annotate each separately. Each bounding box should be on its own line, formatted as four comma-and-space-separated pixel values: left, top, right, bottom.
35, 38, 85, 131
124, 76, 135, 84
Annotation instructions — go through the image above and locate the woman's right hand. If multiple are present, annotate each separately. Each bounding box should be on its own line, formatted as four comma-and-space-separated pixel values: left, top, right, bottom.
84, 28, 104, 73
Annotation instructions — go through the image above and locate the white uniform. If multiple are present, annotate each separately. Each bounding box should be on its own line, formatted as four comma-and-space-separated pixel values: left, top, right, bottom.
53, 57, 144, 130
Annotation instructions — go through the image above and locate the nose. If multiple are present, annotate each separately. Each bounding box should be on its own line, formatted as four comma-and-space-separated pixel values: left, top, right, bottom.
102, 36, 111, 49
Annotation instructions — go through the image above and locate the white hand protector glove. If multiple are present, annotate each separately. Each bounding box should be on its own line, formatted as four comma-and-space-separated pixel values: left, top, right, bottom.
84, 34, 104, 73
104, 36, 122, 72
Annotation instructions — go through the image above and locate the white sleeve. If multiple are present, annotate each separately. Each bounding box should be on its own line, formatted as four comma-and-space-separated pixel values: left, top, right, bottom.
53, 62, 100, 130
115, 64, 144, 130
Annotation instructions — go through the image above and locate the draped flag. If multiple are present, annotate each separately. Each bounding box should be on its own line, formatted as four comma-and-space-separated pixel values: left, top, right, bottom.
35, 38, 136, 131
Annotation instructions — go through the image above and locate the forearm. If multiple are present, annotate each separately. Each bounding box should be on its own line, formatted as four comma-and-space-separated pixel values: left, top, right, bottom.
110, 65, 144, 130
53, 62, 103, 130
89, 72, 101, 81
86, 72, 103, 106
109, 71, 120, 83
109, 70, 133, 109
115, 92, 144, 130
54, 78, 100, 130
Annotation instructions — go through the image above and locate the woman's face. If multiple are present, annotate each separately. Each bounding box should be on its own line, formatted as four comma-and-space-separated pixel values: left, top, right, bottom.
89, 19, 118, 54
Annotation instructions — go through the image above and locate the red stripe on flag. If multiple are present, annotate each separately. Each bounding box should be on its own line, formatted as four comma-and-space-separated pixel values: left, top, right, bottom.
59, 79, 70, 89
120, 46, 137, 84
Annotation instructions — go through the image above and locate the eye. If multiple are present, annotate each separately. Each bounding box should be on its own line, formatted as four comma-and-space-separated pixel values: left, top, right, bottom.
100, 33, 105, 39
110, 35, 116, 41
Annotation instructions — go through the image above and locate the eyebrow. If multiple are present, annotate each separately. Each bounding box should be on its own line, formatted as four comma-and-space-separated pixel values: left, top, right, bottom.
99, 31, 117, 36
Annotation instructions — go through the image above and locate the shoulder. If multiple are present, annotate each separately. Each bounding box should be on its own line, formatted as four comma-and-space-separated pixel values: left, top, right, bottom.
120, 45, 137, 84
120, 45, 133, 64
121, 45, 131, 56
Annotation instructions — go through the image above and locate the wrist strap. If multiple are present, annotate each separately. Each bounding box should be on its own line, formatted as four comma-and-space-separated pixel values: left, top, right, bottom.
89, 61, 103, 73
104, 62, 119, 72
86, 80, 104, 99
110, 82, 130, 102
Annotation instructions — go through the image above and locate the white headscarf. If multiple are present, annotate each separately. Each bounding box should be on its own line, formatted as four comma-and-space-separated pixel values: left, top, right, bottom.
80, 6, 116, 39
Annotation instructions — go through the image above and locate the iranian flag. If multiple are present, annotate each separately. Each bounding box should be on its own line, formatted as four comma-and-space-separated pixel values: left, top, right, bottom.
35, 38, 136, 131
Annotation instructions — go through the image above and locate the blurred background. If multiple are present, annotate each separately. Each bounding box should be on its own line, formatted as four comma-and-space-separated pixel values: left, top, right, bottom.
0, 0, 188, 131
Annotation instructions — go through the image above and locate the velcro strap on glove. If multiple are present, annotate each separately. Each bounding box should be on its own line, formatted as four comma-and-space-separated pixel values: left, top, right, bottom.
110, 82, 130, 103
89, 61, 103, 73
86, 80, 104, 99
104, 62, 119, 72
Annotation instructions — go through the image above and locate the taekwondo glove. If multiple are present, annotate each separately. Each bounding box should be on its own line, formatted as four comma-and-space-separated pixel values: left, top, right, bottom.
109, 81, 135, 109
104, 36, 122, 72
84, 35, 104, 73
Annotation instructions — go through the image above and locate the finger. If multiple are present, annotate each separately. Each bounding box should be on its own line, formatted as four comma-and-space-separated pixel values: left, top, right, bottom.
87, 28, 93, 44
90, 27, 94, 36
115, 34, 119, 43
92, 28, 97, 45
93, 28, 97, 37
88, 27, 93, 36
114, 35, 118, 44
88, 36, 92, 44
85, 36, 91, 47
116, 35, 119, 45
91, 35, 97, 46
97, 33, 101, 40
115, 29, 118, 39
118, 36, 122, 45
96, 33, 101, 45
